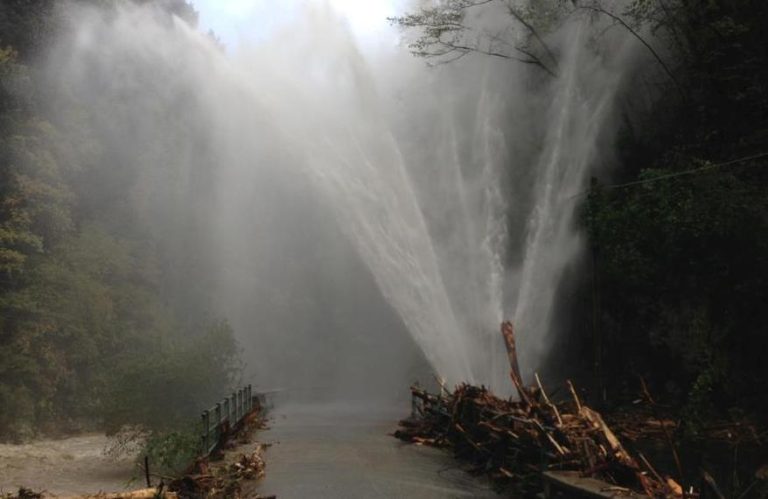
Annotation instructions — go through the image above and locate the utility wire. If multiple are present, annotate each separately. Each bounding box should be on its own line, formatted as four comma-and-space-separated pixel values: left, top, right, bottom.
568, 151, 768, 200
604, 151, 768, 190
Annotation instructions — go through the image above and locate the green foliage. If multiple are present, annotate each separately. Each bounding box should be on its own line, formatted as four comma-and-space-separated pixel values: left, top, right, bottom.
584, 2, 768, 418
0, 0, 238, 442
0, 49, 71, 277
587, 149, 768, 411
142, 426, 201, 475
0, 218, 239, 439
102, 320, 239, 434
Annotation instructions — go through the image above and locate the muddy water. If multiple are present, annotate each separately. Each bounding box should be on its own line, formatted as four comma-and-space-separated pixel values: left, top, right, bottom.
251, 403, 503, 499
1, 405, 504, 498
0, 434, 134, 495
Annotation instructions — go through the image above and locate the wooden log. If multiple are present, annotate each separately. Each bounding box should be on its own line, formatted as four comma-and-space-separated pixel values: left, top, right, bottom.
567, 380, 583, 412
500, 321, 533, 406
536, 372, 563, 426
59, 489, 178, 499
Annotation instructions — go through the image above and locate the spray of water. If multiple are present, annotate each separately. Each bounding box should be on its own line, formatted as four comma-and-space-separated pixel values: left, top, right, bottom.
512, 19, 635, 381
47, 1, 641, 397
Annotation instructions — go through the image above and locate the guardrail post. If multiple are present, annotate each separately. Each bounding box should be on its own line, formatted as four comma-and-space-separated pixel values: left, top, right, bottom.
247, 384, 252, 411
201, 410, 210, 453
232, 392, 237, 421
214, 402, 222, 443
224, 398, 230, 424
238, 389, 243, 421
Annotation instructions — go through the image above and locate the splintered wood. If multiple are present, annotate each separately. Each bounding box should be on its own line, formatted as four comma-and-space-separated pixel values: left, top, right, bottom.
167, 446, 268, 499
395, 321, 690, 498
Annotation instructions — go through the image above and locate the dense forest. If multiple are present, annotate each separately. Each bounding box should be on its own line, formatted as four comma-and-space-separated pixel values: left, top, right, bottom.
394, 0, 768, 430
1, 0, 767, 447
0, 0, 238, 442
581, 0, 768, 425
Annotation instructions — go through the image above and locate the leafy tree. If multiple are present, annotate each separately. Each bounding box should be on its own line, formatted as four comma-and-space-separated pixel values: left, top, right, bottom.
389, 0, 565, 75
395, 0, 768, 421
584, 0, 768, 419
102, 320, 239, 434
587, 155, 768, 415
0, 0, 238, 442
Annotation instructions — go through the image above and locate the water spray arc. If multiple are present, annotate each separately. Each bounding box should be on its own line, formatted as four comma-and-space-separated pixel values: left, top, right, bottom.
49, 1, 640, 397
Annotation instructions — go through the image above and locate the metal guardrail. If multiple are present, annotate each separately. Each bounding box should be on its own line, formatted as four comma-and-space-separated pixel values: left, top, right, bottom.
200, 384, 255, 455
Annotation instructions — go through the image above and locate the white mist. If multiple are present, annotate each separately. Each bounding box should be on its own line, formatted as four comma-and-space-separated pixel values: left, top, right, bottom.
49, 0, 642, 397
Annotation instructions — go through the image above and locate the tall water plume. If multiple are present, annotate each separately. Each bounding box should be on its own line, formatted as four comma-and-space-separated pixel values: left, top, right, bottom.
45, 0, 643, 398
511, 18, 636, 381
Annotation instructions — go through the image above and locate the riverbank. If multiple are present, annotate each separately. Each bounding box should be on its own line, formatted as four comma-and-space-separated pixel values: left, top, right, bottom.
0, 435, 134, 496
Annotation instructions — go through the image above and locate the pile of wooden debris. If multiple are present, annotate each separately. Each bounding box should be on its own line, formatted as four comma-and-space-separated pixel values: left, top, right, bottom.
395, 321, 691, 498
2, 489, 172, 499
0, 444, 271, 499
2, 396, 271, 499
168, 447, 269, 499
1, 489, 42, 499
167, 411, 272, 499
229, 446, 267, 481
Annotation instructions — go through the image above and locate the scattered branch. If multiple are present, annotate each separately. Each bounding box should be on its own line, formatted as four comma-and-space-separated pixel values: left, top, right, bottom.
641, 377, 686, 490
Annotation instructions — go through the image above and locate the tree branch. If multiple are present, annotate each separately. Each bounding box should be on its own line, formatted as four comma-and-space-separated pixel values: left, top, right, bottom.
390, 0, 559, 77
437, 40, 558, 77
503, 1, 560, 71
486, 32, 558, 77
578, 5, 687, 101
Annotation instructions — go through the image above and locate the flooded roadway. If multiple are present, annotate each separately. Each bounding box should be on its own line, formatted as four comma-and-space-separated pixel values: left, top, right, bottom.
252, 403, 502, 499
1, 403, 501, 498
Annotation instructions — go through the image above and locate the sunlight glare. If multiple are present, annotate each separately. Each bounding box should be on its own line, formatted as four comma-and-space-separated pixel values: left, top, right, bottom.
325, 0, 396, 35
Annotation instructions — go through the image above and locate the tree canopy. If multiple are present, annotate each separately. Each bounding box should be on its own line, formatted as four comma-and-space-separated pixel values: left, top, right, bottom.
396, 0, 768, 424
0, 0, 236, 442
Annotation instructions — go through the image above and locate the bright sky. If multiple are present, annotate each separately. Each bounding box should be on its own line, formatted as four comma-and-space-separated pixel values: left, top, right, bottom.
192, 0, 406, 48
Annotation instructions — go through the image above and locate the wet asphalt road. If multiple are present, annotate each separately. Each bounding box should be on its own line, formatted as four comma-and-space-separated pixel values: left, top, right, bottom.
0, 402, 503, 498
251, 403, 502, 499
